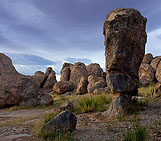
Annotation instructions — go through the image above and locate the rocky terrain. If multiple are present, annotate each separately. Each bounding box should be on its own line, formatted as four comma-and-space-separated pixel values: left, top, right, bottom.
0, 8, 161, 141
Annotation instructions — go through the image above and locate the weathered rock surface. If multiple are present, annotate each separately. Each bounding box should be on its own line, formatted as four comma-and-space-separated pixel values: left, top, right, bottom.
142, 53, 153, 64
60, 100, 74, 112
41, 111, 77, 138
103, 8, 147, 117
69, 62, 88, 88
42, 69, 57, 93
153, 83, 161, 97
60, 63, 73, 81
139, 63, 155, 86
87, 75, 107, 93
86, 63, 104, 77
77, 76, 88, 95
0, 53, 40, 108
150, 56, 161, 72
93, 87, 110, 94
38, 93, 53, 106
19, 97, 39, 106
34, 71, 45, 87
53, 81, 74, 94
156, 61, 161, 83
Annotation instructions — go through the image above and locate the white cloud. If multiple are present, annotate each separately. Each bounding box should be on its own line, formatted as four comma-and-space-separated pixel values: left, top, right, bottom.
146, 28, 161, 56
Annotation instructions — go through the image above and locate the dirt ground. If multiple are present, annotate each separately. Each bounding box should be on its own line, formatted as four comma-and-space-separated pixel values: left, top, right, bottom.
0, 98, 161, 141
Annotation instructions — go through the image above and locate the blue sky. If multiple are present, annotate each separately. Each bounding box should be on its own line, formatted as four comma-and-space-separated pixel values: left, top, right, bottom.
0, 0, 161, 76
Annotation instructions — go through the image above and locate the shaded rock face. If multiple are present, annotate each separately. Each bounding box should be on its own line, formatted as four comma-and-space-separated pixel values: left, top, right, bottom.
69, 62, 88, 88
34, 71, 45, 87
77, 76, 88, 95
139, 63, 155, 86
156, 61, 161, 83
60, 63, 73, 81
150, 57, 161, 72
34, 68, 57, 93
0, 53, 40, 108
41, 111, 77, 138
87, 75, 107, 93
53, 81, 74, 94
86, 63, 104, 77
42, 69, 57, 93
142, 53, 153, 64
103, 8, 147, 117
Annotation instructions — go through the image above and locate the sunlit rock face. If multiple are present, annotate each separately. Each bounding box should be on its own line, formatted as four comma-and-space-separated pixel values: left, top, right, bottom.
103, 8, 147, 95
103, 8, 147, 117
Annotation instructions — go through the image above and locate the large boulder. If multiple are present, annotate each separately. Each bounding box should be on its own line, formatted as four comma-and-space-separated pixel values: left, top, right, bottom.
76, 76, 88, 95
42, 68, 57, 93
38, 93, 53, 106
142, 53, 153, 64
150, 56, 161, 72
87, 75, 107, 93
86, 63, 104, 77
69, 62, 88, 88
60, 63, 73, 81
139, 63, 155, 86
33, 71, 46, 87
41, 111, 77, 138
156, 61, 161, 83
0, 53, 40, 108
53, 81, 74, 94
103, 8, 147, 117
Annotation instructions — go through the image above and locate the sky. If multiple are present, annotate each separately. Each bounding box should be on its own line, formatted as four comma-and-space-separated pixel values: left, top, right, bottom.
0, 0, 161, 77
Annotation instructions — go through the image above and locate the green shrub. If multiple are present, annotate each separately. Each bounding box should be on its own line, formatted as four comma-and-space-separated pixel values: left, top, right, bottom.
123, 125, 147, 141
78, 94, 112, 113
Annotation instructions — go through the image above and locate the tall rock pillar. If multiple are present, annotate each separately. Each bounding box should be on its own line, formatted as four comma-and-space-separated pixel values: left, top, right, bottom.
103, 8, 147, 117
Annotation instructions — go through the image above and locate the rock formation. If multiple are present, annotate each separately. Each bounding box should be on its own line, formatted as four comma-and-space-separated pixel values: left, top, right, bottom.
86, 63, 104, 78
87, 75, 106, 93
142, 53, 153, 64
77, 76, 88, 95
0, 53, 40, 107
69, 62, 88, 88
41, 111, 77, 138
53, 81, 75, 94
0, 53, 56, 108
103, 8, 147, 117
139, 63, 155, 86
156, 61, 161, 83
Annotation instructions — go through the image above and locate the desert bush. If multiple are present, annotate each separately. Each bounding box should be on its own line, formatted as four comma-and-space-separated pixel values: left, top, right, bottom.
77, 94, 112, 113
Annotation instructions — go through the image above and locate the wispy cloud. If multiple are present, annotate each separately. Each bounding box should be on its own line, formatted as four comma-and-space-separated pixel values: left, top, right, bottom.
64, 57, 92, 64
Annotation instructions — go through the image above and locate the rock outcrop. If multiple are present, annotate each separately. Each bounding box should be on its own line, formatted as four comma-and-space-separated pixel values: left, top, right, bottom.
153, 83, 161, 97
76, 76, 88, 95
150, 56, 161, 72
103, 8, 147, 117
53, 81, 75, 94
142, 53, 153, 64
41, 111, 77, 138
86, 63, 104, 77
0, 53, 57, 108
0, 53, 40, 107
87, 75, 107, 93
60, 63, 73, 81
156, 61, 161, 83
69, 62, 88, 88
42, 68, 57, 93
139, 63, 155, 86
